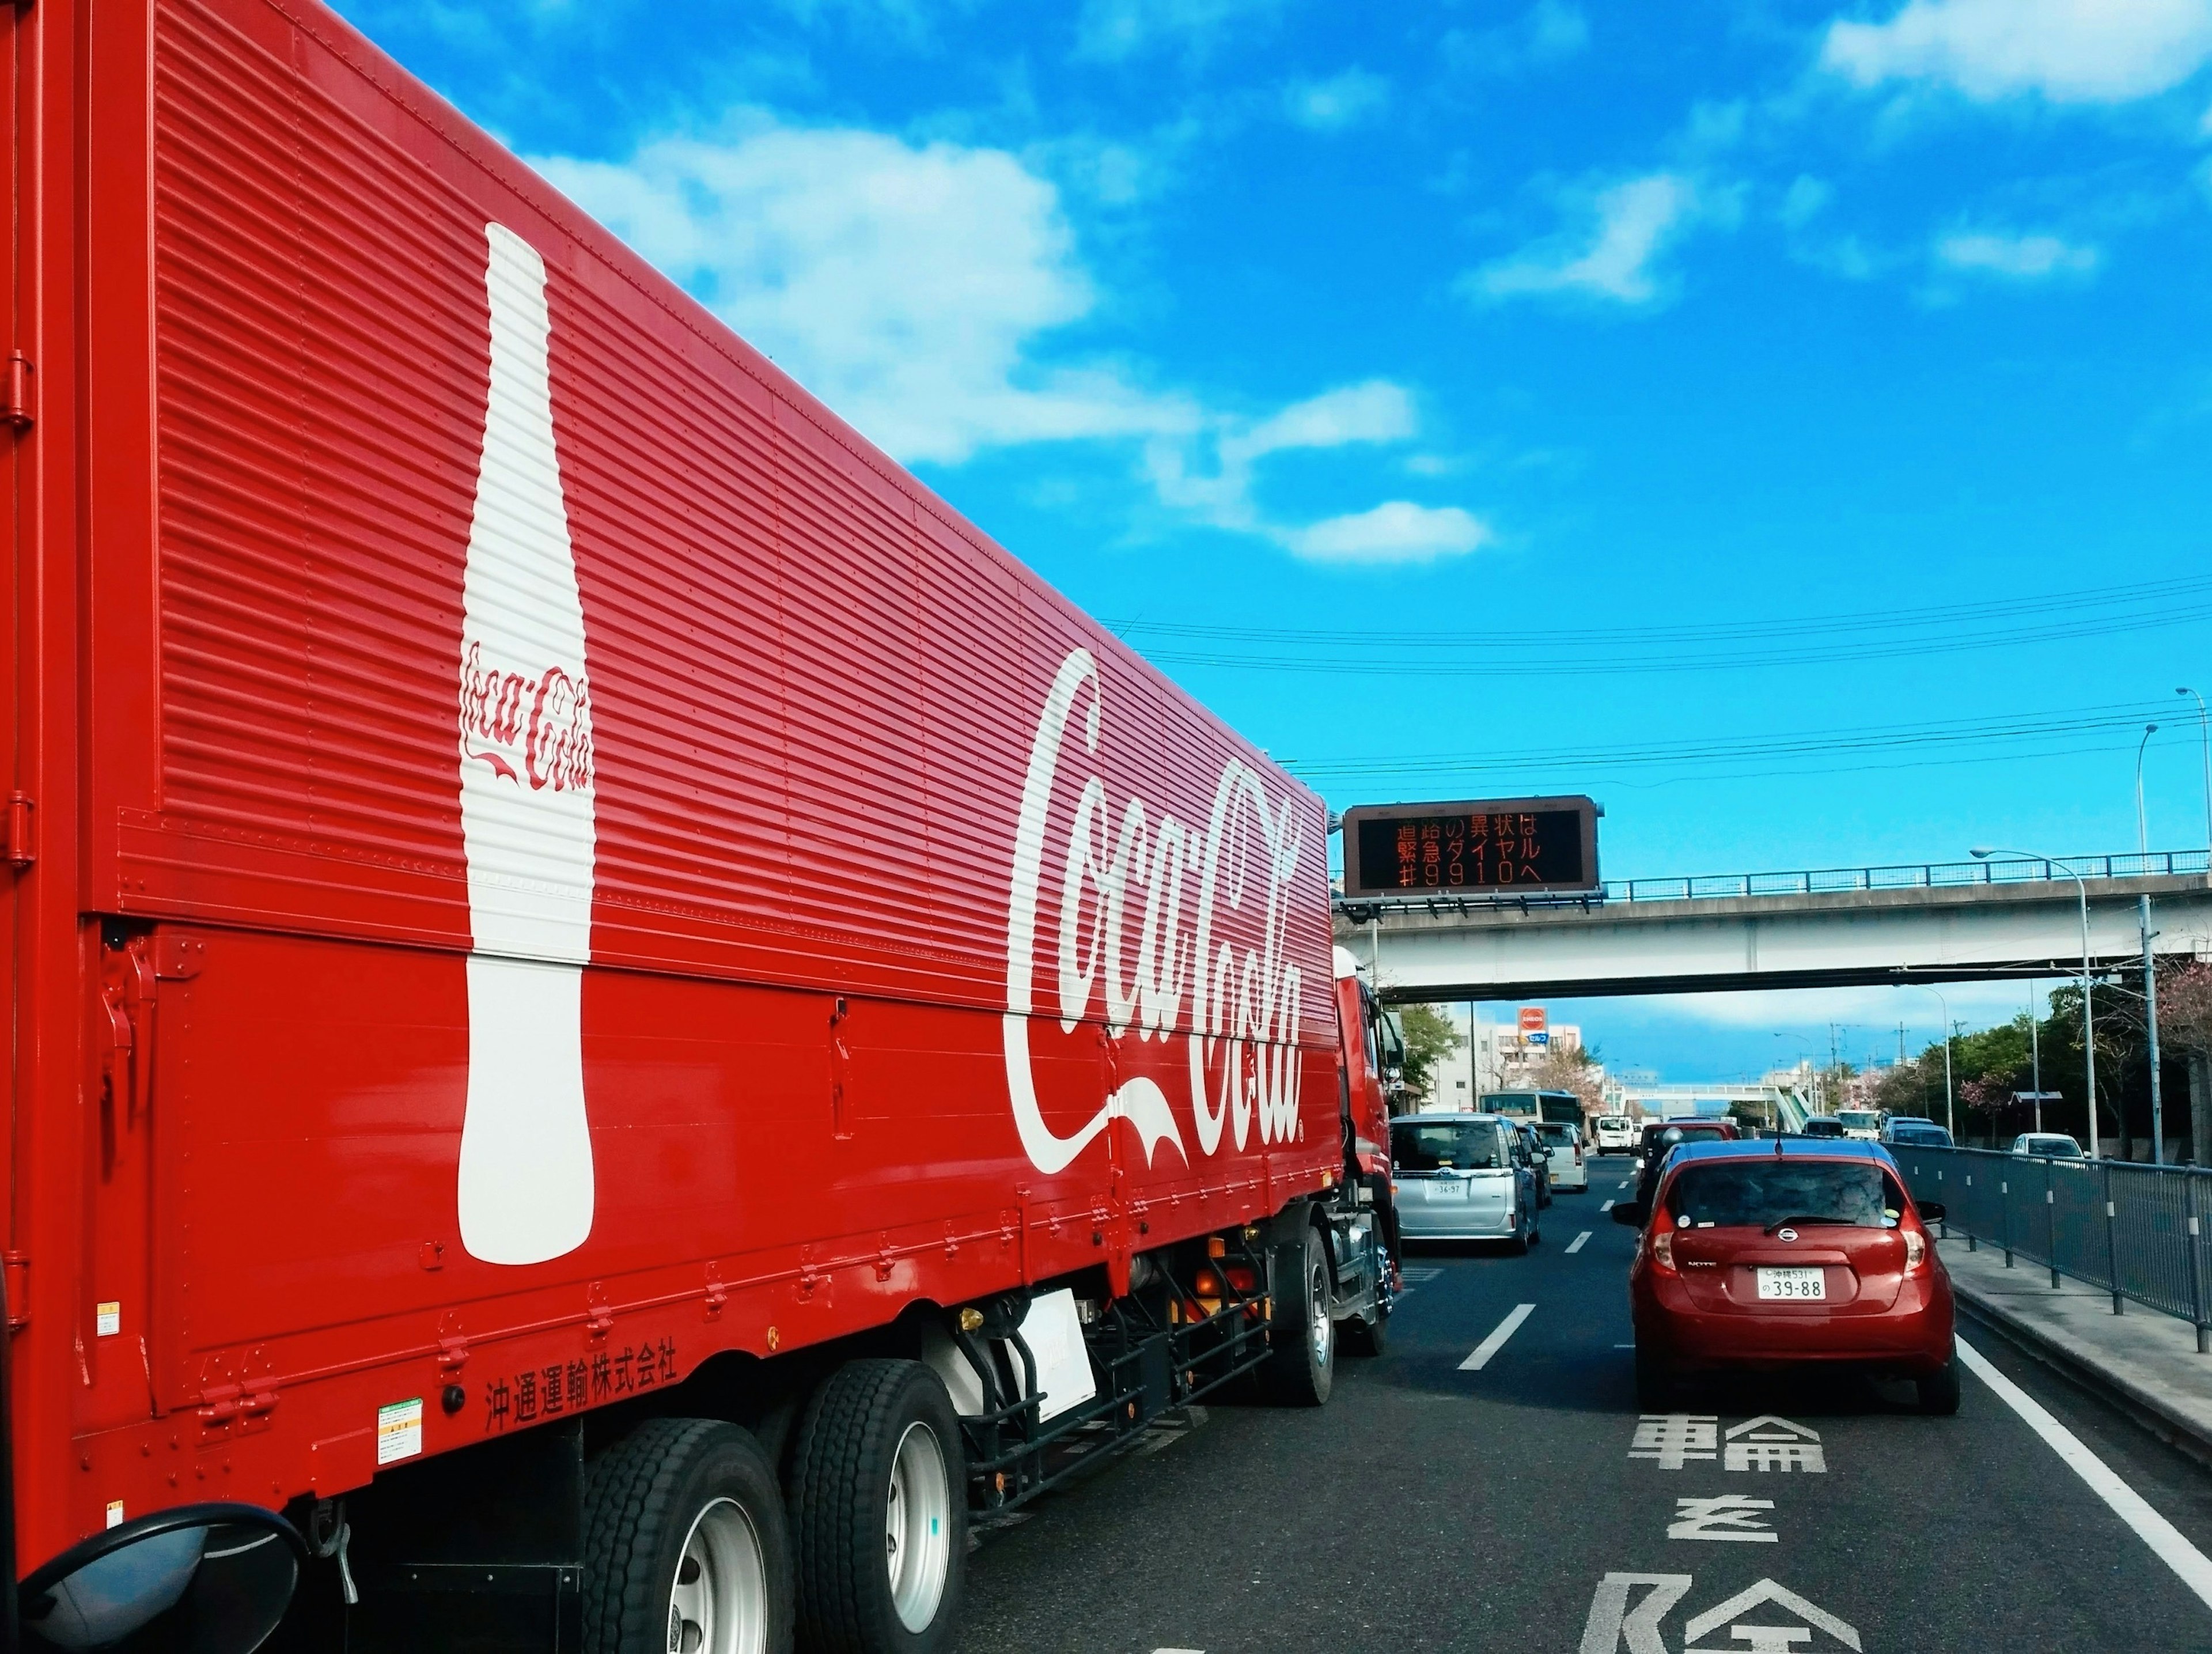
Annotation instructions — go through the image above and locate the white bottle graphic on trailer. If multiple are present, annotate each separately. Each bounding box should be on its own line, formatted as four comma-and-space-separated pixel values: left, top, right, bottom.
454, 221, 598, 1267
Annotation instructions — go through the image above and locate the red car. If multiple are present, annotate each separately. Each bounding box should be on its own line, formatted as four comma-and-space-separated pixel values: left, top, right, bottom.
1613, 1139, 1958, 1414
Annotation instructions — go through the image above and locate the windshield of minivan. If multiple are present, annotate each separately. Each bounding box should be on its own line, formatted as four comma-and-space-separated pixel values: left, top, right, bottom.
1392, 1121, 1499, 1171
1665, 1161, 1900, 1229
1536, 1123, 1576, 1145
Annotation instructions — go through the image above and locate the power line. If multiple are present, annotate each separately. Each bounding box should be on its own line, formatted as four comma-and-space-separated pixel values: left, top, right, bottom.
1278, 698, 2177, 784
1105, 573, 2212, 678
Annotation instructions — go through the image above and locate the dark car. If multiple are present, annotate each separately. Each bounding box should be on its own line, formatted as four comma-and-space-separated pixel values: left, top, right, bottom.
1798, 1118, 1847, 1140
1612, 1140, 1957, 1413
1631, 1119, 1741, 1211
1514, 1122, 1553, 1208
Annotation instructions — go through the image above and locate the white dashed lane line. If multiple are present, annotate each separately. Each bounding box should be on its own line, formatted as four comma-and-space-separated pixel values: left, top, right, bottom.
1600, 1199, 1616, 1213
1460, 1303, 1536, 1371
1959, 1337, 2212, 1613
1566, 1231, 1592, 1254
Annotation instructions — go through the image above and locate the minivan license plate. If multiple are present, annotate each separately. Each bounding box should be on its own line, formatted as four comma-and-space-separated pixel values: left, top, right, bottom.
1756, 1266, 1825, 1301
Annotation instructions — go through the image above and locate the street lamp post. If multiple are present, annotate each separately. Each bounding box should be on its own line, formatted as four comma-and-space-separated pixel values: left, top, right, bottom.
1903, 983, 1953, 1139
2180, 688, 2212, 857
1975, 847, 2099, 1157
2138, 724, 2166, 1164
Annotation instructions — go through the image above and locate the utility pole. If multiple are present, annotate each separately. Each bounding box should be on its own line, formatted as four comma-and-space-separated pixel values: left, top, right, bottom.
2030, 980, 2043, 1135
2139, 724, 2165, 1162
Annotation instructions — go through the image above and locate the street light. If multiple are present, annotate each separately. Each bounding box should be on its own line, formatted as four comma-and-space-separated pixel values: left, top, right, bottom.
1901, 982, 1953, 1138
2180, 688, 2212, 857
1974, 846, 2099, 1158
2137, 724, 2166, 1163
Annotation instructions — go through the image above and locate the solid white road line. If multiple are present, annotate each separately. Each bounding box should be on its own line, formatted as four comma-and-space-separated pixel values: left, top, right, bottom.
1460, 1303, 1536, 1371
1959, 1337, 2212, 1614
1566, 1231, 1592, 1254
1600, 1199, 1616, 1213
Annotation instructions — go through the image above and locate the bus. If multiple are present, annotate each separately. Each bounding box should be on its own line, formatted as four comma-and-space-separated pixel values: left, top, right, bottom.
1480, 1089, 1587, 1129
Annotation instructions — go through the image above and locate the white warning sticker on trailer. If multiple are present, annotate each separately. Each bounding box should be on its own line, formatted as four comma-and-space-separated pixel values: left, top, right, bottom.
95, 1301, 120, 1338
377, 1397, 425, 1466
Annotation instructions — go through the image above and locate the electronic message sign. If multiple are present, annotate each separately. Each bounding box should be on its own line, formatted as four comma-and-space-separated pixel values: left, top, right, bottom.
1339, 795, 1601, 897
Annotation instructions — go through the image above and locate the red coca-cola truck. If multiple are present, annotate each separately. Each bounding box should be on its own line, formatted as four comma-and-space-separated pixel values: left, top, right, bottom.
0, 0, 1400, 1649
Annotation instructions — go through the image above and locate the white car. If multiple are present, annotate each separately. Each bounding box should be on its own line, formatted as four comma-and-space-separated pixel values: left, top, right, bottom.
1535, 1121, 1589, 1191
2010, 1133, 2084, 1160
1593, 1114, 1637, 1155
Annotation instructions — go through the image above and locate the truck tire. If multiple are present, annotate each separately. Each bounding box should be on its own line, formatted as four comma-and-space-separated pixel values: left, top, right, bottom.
787, 1360, 967, 1654
1259, 1226, 1335, 1406
583, 1417, 791, 1654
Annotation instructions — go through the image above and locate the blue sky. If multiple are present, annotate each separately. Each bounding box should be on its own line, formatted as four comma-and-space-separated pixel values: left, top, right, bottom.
333, 0, 2212, 1078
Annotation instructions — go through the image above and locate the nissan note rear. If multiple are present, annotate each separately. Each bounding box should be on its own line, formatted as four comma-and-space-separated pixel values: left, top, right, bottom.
1614, 1140, 1957, 1414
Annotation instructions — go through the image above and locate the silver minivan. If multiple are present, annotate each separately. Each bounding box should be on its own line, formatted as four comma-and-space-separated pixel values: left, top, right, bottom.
1390, 1112, 1541, 1252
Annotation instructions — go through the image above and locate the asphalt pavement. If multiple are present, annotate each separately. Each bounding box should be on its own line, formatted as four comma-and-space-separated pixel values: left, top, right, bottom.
948, 1161, 2212, 1654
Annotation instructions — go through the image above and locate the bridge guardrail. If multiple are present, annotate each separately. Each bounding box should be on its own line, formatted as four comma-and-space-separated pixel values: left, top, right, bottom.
1335, 849, 2211, 914
1609, 849, 2211, 904
1889, 1144, 2212, 1350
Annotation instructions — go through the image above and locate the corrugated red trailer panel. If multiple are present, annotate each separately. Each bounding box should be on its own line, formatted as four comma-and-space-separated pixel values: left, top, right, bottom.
8, 0, 1343, 1574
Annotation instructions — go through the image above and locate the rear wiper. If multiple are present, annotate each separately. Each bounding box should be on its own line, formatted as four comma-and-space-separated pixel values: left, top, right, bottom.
1762, 1214, 1855, 1235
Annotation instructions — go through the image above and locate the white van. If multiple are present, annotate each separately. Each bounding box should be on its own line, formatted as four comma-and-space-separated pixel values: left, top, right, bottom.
1593, 1115, 1637, 1155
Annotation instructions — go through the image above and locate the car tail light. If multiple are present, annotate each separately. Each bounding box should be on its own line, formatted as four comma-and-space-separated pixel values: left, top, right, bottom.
1648, 1228, 1677, 1273
1902, 1222, 1928, 1273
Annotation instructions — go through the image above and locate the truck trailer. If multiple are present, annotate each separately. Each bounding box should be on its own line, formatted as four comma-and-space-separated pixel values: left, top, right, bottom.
0, 0, 1399, 1649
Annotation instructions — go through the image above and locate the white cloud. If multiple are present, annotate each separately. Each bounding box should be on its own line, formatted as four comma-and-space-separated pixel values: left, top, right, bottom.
1821, 0, 2212, 104
1282, 502, 1494, 565
539, 119, 1480, 566
1779, 173, 1835, 228
1468, 172, 1710, 306
1073, 0, 1286, 62
1146, 381, 1421, 532
1936, 229, 2102, 277
537, 122, 1199, 465
1444, 1, 1590, 74
1284, 68, 1391, 131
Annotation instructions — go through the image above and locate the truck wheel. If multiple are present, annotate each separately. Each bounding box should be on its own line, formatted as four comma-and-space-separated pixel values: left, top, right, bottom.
788, 1360, 967, 1654
583, 1418, 791, 1654
1259, 1226, 1335, 1406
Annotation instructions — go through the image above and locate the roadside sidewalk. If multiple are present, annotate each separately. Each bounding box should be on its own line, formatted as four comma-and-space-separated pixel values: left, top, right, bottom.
1938, 1235, 2212, 1460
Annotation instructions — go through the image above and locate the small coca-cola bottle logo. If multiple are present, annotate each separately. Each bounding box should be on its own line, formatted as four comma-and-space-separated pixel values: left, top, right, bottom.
459, 638, 594, 792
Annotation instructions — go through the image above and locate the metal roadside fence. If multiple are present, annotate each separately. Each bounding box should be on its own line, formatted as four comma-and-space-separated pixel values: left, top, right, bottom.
1889, 1144, 2212, 1353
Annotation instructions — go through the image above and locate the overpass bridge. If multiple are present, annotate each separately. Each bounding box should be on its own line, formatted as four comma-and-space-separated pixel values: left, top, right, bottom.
1335, 850, 2212, 1003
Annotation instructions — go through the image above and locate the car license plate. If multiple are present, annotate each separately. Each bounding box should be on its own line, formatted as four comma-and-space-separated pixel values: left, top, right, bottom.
1756, 1267, 1825, 1301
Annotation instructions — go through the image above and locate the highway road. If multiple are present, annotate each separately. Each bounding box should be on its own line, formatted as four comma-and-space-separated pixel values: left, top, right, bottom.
948, 1163, 2212, 1654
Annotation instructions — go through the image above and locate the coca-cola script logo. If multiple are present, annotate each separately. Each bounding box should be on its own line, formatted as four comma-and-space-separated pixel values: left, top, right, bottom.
460, 639, 595, 792
1002, 648, 1306, 1176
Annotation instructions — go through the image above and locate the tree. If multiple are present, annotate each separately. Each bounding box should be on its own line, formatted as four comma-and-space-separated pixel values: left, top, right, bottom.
2161, 961, 2212, 1061
1395, 1004, 1462, 1107
1528, 1041, 1604, 1119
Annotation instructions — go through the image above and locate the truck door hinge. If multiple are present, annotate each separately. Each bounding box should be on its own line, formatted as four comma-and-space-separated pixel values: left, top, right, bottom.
6, 793, 31, 869
5, 353, 32, 430
4, 1252, 28, 1331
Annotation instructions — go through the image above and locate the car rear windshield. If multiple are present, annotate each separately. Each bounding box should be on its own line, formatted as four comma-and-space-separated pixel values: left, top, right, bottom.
1648, 1124, 1727, 1142
1392, 1122, 1499, 1171
2028, 1137, 2081, 1157
1890, 1127, 1950, 1146
1537, 1123, 1575, 1144
1665, 1161, 1903, 1229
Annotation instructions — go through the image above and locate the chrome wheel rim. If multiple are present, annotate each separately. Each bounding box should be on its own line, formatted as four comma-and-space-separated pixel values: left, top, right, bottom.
666, 1497, 767, 1654
1307, 1261, 1332, 1367
885, 1421, 952, 1633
